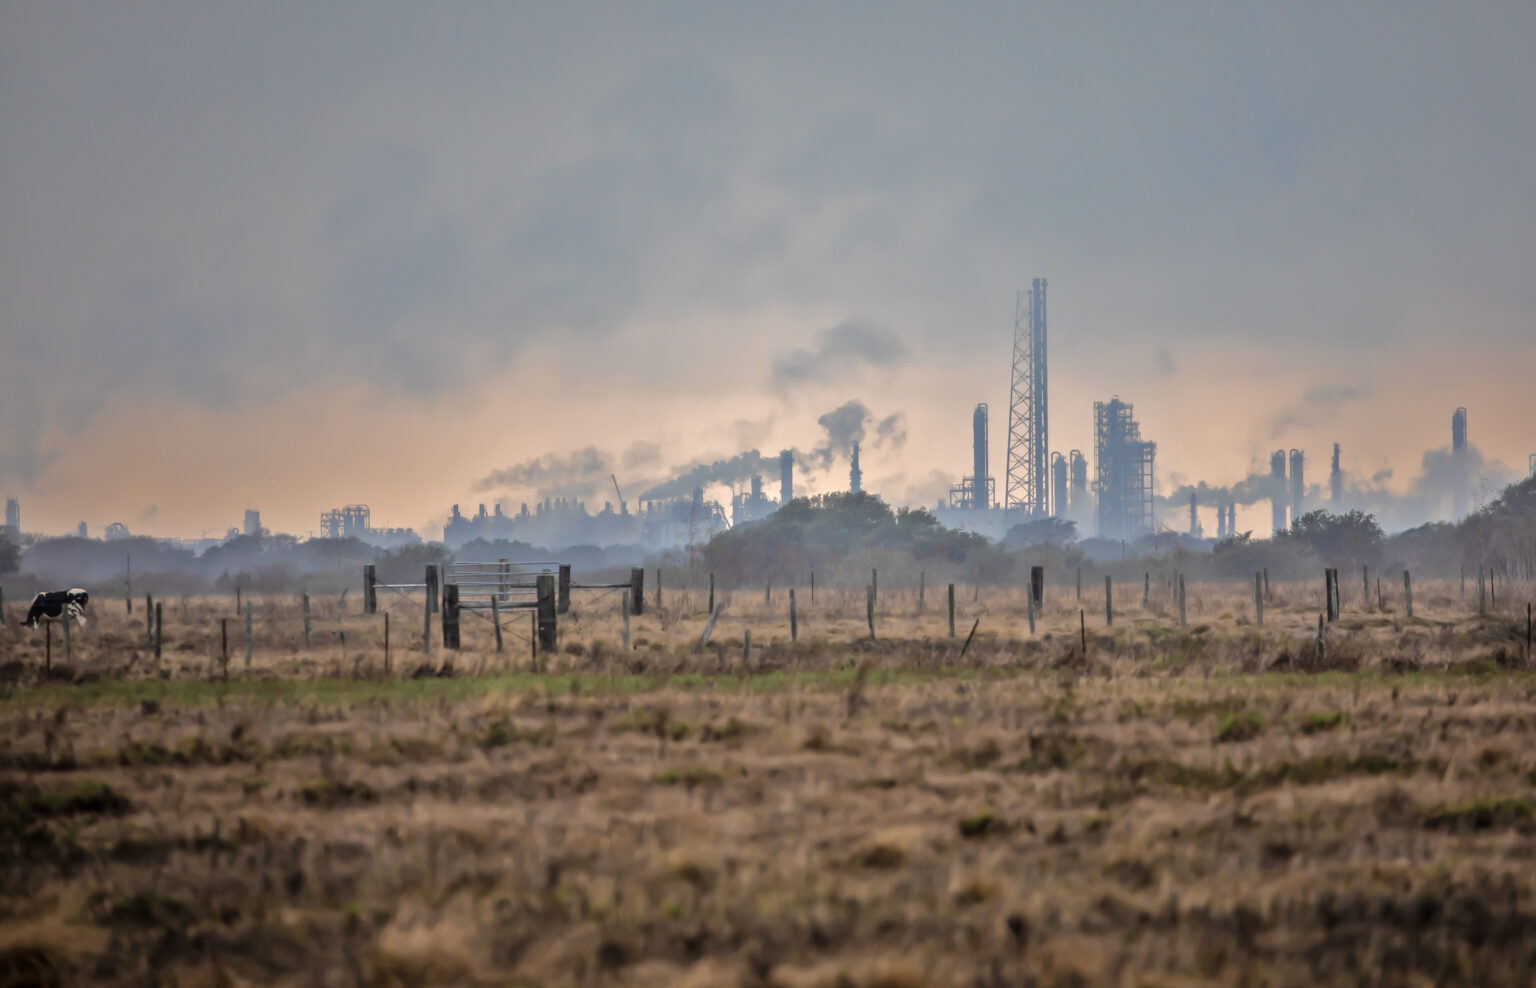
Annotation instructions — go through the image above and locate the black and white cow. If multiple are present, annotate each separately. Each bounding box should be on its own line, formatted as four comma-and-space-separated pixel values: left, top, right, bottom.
23, 589, 89, 629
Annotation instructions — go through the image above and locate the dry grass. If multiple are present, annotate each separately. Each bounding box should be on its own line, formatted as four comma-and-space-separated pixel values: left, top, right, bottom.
2, 578, 1535, 985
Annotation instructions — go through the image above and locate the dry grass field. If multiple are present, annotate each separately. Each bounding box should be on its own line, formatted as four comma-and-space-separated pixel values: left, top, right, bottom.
3, 576, 1536, 986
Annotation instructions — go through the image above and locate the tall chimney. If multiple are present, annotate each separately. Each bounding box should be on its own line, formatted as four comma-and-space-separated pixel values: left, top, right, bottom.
779, 449, 793, 505
1270, 450, 1288, 535
850, 443, 862, 495
1329, 443, 1342, 505
972, 403, 989, 510
1188, 491, 1199, 537
1452, 407, 1469, 519
1289, 449, 1305, 525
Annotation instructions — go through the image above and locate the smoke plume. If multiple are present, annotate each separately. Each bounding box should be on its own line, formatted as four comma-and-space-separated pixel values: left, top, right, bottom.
770, 319, 909, 392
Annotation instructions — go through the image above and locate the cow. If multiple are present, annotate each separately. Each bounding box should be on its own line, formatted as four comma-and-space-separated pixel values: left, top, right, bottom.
23, 589, 89, 629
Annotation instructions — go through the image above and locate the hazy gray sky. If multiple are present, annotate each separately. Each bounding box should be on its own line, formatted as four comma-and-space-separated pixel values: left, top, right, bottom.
3, 2, 1533, 538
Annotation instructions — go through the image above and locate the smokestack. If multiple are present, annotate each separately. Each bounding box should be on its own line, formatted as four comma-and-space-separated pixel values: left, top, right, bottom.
1050, 453, 1067, 519
779, 449, 793, 505
972, 403, 989, 510
1227, 502, 1236, 536
1452, 407, 1468, 519
3, 497, 18, 533
849, 442, 862, 495
1289, 449, 1305, 526
1216, 498, 1227, 539
1330, 443, 1342, 505
1068, 450, 1088, 510
1270, 450, 1288, 535
1188, 491, 1199, 537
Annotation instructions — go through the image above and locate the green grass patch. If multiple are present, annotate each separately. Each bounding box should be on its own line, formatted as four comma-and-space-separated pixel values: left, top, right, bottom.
1301, 710, 1348, 734
1215, 711, 1264, 743
1422, 796, 1535, 831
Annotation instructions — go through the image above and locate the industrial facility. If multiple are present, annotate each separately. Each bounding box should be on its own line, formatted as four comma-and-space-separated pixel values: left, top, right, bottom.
318, 504, 419, 548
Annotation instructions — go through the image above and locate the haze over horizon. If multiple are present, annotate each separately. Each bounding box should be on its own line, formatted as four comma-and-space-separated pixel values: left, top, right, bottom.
3, 3, 1533, 541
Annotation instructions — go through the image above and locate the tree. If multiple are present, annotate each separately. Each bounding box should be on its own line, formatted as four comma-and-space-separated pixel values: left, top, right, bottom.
1283, 510, 1384, 567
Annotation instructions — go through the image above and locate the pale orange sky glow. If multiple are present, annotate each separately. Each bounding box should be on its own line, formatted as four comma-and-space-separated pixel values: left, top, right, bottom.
3, 4, 1534, 543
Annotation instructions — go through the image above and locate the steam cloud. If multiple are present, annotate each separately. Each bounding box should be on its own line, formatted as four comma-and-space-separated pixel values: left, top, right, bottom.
809, 399, 906, 469
473, 441, 663, 502
770, 319, 909, 392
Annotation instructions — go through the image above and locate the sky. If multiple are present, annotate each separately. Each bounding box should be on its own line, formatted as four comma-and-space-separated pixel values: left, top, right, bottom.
2, 2, 1534, 540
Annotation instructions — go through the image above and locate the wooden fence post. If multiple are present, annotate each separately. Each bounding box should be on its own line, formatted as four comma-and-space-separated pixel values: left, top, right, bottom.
303, 593, 311, 647
425, 565, 439, 615
1403, 571, 1413, 618
866, 583, 876, 640
629, 568, 644, 616
220, 618, 228, 679
558, 564, 572, 615
61, 604, 70, 665
1178, 576, 1187, 628
491, 596, 502, 653
1027, 581, 1036, 635
948, 584, 956, 638
154, 602, 163, 662
1105, 576, 1113, 627
743, 629, 751, 667
363, 564, 377, 615
384, 612, 391, 672
236, 584, 242, 615
442, 584, 461, 650
789, 588, 798, 643
1031, 566, 1044, 608
621, 592, 631, 650
536, 574, 557, 655
708, 572, 715, 614
1143, 572, 1150, 608
1325, 569, 1339, 623
245, 601, 253, 668
422, 579, 432, 652
698, 602, 724, 649
1255, 573, 1264, 626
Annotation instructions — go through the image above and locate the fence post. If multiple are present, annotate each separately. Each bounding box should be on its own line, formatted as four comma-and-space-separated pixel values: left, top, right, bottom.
1255, 573, 1264, 626
743, 629, 751, 667
236, 584, 241, 614
1325, 569, 1339, 623
154, 602, 163, 662
536, 574, 557, 654
337, 594, 345, 648
1178, 576, 1187, 628
866, 583, 876, 640
629, 568, 644, 616
1027, 581, 1036, 635
442, 584, 461, 650
1105, 576, 1113, 627
146, 594, 153, 645
1316, 614, 1326, 668
1031, 566, 1044, 608
789, 588, 798, 643
1403, 570, 1413, 618
220, 618, 228, 678
708, 572, 715, 614
384, 612, 391, 673
698, 602, 724, 648
621, 591, 631, 650
363, 564, 377, 615
425, 565, 439, 615
558, 564, 571, 615
1143, 572, 1150, 608
61, 603, 70, 665
491, 596, 502, 653
948, 584, 956, 638
422, 578, 432, 653
245, 601, 253, 668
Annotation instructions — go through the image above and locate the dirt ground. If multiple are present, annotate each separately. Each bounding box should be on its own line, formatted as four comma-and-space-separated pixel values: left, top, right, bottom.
3, 579, 1535, 986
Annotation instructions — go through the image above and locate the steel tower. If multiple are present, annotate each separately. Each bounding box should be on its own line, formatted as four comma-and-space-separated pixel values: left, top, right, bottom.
1005, 278, 1048, 516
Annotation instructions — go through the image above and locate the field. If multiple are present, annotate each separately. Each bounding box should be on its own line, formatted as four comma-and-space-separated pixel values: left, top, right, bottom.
3, 576, 1536, 986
